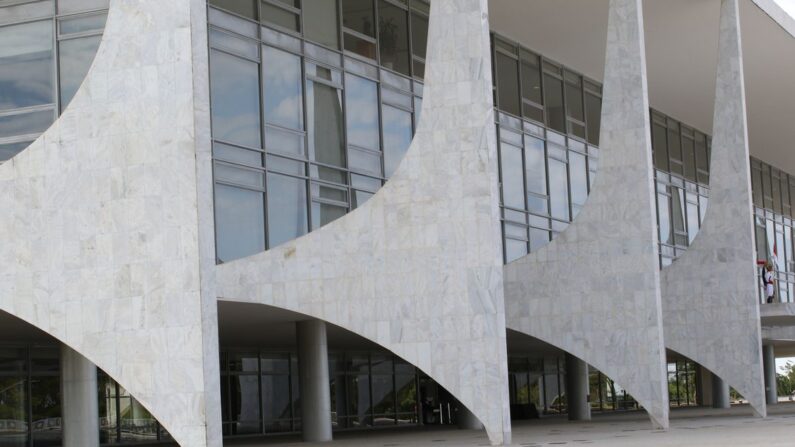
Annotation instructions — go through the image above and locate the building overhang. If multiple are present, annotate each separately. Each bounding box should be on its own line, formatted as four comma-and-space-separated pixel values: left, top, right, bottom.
489, 0, 795, 173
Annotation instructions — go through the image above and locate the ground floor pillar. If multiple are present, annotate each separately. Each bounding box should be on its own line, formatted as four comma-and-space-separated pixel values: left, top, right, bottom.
565, 354, 591, 421
763, 344, 777, 405
712, 374, 731, 409
60, 344, 99, 447
296, 320, 333, 442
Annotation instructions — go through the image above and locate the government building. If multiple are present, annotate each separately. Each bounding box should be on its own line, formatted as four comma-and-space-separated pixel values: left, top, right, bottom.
1, 0, 794, 445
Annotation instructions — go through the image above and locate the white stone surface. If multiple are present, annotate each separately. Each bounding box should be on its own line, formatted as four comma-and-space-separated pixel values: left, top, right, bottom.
659, 0, 766, 419
503, 0, 670, 429
0, 1, 221, 445
215, 0, 512, 444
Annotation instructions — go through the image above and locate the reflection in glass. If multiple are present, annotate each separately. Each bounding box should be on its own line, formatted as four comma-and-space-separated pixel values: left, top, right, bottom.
58, 35, 102, 109
215, 184, 265, 262
548, 159, 569, 221
263, 46, 303, 131
657, 190, 672, 245
0, 376, 27, 447
31, 376, 61, 447
312, 202, 347, 229
209, 0, 257, 19
521, 51, 542, 105
118, 390, 157, 442
347, 374, 371, 427
569, 152, 587, 218
410, 11, 427, 60
345, 74, 379, 151
0, 20, 54, 111
261, 374, 291, 432
210, 50, 261, 148
0, 141, 32, 162
500, 143, 524, 210
378, 1, 410, 76
267, 173, 308, 248
585, 93, 601, 146
0, 109, 53, 138
342, 0, 375, 37
303, 0, 339, 49
59, 12, 106, 35
307, 81, 345, 167
229, 375, 260, 434
382, 105, 412, 178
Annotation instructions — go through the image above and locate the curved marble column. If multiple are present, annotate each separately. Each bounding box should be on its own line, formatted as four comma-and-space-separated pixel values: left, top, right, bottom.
660, 0, 766, 418
503, 0, 670, 429
0, 1, 222, 445
215, 0, 512, 444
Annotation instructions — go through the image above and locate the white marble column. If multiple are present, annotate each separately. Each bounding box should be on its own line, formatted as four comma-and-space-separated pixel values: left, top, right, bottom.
60, 344, 99, 447
504, 0, 669, 429
763, 344, 777, 405
565, 354, 591, 421
296, 320, 333, 442
659, 0, 766, 418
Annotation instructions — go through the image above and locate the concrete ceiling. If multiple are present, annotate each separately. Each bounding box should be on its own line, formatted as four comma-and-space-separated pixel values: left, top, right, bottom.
489, 0, 795, 174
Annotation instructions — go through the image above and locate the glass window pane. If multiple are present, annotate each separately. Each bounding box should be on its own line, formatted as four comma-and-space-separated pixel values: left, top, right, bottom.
378, 0, 410, 76
382, 104, 412, 178
209, 0, 257, 19
312, 202, 347, 229
262, 46, 303, 130
565, 77, 583, 122
1, 1, 54, 26
346, 374, 371, 426
0, 109, 53, 137
371, 375, 395, 422
410, 10, 428, 60
261, 1, 299, 32
500, 143, 524, 210
229, 375, 260, 434
682, 136, 696, 182
215, 184, 265, 262
0, 140, 32, 162
671, 187, 686, 241
261, 374, 291, 431
652, 122, 668, 171
342, 0, 375, 37
0, 376, 27, 447
505, 238, 527, 263
59, 12, 106, 35
0, 20, 55, 111
525, 136, 546, 196
343, 32, 376, 59
307, 81, 345, 167
0, 347, 26, 373
97, 373, 117, 445
657, 190, 672, 246
395, 374, 416, 418
569, 152, 588, 211
687, 199, 700, 244
31, 376, 61, 447
267, 173, 308, 248
585, 93, 601, 146
210, 50, 261, 148
303, 0, 339, 48
543, 74, 565, 133
58, 35, 102, 109
521, 51, 542, 105
549, 159, 569, 221
496, 51, 520, 116
529, 228, 549, 252
345, 74, 379, 150
58, 0, 108, 14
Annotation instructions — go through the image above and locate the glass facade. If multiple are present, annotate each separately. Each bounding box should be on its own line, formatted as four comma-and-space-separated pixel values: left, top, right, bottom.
208, 0, 428, 263
750, 158, 795, 303
0, 0, 108, 163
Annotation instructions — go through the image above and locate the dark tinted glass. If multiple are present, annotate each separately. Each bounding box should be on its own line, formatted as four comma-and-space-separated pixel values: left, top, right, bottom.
520, 51, 542, 105
496, 52, 520, 116
0, 376, 27, 446
58, 35, 102, 109
410, 10, 427, 59
585, 93, 601, 145
209, 0, 257, 19
261, 374, 291, 429
215, 184, 265, 262
31, 376, 61, 447
682, 136, 696, 181
378, 1, 410, 75
304, 0, 339, 48
210, 50, 262, 148
230, 375, 260, 434
342, 0, 375, 36
652, 122, 668, 171
565, 77, 584, 122
0, 20, 54, 110
261, 1, 299, 32
543, 74, 565, 133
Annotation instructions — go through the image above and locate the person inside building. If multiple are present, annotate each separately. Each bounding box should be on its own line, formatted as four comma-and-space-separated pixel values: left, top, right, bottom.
765, 261, 777, 304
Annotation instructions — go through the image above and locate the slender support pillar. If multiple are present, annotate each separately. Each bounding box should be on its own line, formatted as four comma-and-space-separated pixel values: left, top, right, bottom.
763, 345, 777, 405
60, 344, 99, 447
712, 374, 731, 409
458, 405, 484, 430
296, 320, 332, 442
565, 354, 591, 421
696, 366, 714, 407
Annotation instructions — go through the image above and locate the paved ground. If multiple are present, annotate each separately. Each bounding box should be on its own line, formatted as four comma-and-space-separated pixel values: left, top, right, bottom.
225, 403, 795, 446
